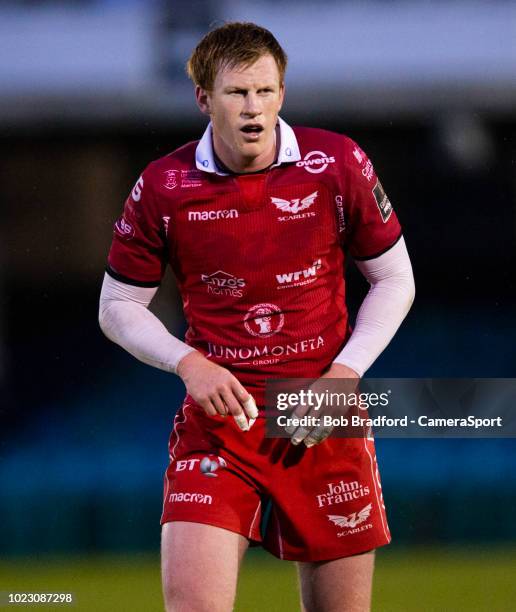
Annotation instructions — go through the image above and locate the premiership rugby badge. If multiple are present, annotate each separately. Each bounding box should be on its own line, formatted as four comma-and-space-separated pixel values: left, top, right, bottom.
372, 180, 393, 223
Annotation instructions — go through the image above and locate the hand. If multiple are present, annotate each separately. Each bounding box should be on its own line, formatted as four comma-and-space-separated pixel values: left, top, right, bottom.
177, 351, 258, 431
286, 362, 360, 447
320, 362, 360, 381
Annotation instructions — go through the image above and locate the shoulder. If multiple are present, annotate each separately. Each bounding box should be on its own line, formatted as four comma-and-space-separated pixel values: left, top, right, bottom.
127, 140, 202, 211
292, 126, 362, 170
144, 140, 199, 184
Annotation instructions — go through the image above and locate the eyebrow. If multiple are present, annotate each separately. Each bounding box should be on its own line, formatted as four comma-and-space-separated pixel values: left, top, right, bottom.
223, 84, 276, 92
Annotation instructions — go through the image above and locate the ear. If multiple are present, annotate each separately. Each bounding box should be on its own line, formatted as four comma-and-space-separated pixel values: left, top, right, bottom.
195, 86, 212, 116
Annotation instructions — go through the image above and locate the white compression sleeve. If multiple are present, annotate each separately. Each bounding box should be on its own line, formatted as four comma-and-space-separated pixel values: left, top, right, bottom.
98, 273, 196, 374
333, 236, 415, 377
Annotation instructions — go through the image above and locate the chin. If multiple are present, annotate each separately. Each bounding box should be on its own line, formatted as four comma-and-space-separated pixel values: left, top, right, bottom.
240, 143, 264, 158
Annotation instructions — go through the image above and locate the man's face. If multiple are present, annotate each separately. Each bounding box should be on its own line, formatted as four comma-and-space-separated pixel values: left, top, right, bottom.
196, 54, 285, 172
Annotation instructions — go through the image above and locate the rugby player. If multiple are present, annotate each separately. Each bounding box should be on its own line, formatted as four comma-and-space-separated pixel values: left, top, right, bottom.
99, 22, 415, 612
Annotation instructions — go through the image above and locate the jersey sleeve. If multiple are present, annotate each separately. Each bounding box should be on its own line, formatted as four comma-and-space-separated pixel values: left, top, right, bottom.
342, 138, 402, 260
107, 165, 167, 287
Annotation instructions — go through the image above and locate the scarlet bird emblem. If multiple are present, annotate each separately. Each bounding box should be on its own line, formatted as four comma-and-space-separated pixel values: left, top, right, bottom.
271, 191, 318, 214
327, 503, 372, 528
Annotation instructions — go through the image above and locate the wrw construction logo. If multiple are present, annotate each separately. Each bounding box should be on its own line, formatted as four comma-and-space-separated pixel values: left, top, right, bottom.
276, 259, 322, 289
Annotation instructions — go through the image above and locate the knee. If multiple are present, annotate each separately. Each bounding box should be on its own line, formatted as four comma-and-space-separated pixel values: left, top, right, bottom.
163, 584, 209, 612
162, 576, 229, 612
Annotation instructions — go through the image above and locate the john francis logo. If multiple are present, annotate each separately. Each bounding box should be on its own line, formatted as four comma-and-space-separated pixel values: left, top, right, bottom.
316, 480, 370, 508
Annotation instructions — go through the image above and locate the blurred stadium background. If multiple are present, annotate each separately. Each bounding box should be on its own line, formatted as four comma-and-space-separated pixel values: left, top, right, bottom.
1, 1, 516, 610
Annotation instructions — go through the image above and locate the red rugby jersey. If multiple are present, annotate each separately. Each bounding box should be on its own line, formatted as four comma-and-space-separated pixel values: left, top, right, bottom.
107, 119, 401, 402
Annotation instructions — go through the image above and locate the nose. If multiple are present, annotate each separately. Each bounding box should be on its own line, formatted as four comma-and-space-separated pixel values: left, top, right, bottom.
242, 92, 261, 117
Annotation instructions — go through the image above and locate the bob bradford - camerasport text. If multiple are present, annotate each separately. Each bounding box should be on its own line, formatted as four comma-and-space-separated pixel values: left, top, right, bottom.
276, 414, 503, 429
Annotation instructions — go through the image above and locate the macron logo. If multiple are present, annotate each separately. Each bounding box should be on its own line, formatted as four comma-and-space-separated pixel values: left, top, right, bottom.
169, 492, 213, 504
188, 209, 239, 221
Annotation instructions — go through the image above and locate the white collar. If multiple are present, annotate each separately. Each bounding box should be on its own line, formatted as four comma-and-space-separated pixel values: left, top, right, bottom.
195, 116, 301, 175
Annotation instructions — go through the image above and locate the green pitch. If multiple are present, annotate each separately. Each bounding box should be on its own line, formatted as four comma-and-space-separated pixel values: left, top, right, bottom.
0, 547, 515, 611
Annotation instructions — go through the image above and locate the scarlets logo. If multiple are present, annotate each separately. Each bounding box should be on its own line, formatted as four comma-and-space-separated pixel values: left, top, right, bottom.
271, 191, 318, 215
328, 503, 372, 529
270, 191, 318, 221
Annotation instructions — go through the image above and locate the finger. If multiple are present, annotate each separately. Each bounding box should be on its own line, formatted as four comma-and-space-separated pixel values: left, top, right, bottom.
284, 421, 298, 436
221, 388, 246, 419
226, 381, 253, 431
304, 425, 334, 447
284, 404, 317, 436
201, 399, 218, 417
233, 412, 249, 432
220, 389, 249, 432
285, 416, 302, 436
210, 394, 228, 417
243, 394, 258, 420
290, 424, 313, 446
231, 380, 251, 406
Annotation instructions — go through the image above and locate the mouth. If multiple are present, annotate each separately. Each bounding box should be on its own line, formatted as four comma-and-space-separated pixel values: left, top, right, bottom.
240, 124, 264, 140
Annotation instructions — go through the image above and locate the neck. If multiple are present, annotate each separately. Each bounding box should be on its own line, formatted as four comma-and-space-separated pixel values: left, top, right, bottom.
212, 126, 278, 174
214, 152, 271, 175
